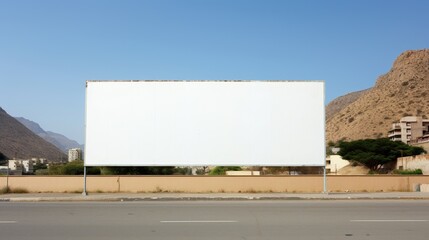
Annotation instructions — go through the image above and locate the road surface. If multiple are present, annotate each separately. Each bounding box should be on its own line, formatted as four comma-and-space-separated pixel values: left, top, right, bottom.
1, 200, 428, 240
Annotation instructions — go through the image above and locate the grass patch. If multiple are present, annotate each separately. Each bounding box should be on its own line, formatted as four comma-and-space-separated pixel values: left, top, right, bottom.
0, 187, 29, 194
393, 169, 423, 175
243, 188, 257, 193
0, 187, 10, 194
10, 187, 29, 193
63, 190, 83, 193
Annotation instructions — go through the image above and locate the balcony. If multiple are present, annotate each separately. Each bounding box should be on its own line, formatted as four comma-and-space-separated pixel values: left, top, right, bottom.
388, 132, 401, 138
390, 137, 402, 141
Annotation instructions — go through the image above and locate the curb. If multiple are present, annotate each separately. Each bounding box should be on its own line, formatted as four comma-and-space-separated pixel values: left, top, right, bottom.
2, 195, 429, 202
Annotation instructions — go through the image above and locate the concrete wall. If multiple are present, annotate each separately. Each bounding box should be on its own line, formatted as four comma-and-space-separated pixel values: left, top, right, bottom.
2, 176, 429, 193
397, 154, 429, 175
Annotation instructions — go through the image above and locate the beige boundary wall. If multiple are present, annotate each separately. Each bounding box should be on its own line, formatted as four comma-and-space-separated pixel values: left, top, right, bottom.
1, 175, 429, 193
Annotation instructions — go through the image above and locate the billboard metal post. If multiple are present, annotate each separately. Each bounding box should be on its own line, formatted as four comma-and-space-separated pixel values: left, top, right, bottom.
323, 166, 327, 194
6, 166, 9, 193
82, 166, 87, 196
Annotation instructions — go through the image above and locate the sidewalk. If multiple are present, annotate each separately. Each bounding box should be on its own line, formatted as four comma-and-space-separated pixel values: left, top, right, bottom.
2, 192, 429, 202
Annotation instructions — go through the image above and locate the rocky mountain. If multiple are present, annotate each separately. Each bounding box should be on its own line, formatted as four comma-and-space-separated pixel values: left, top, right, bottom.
0, 107, 67, 161
325, 89, 370, 120
15, 117, 83, 153
326, 49, 429, 143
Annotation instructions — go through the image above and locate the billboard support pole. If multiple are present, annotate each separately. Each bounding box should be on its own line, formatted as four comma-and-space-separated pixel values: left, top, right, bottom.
323, 166, 327, 194
82, 166, 87, 196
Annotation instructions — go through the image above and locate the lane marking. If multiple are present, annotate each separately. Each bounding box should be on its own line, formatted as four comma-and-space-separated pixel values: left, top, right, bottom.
351, 220, 428, 222
161, 220, 237, 223
0, 221, 17, 224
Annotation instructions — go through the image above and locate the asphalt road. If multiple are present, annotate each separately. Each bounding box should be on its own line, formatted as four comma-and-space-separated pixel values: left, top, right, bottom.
1, 200, 429, 240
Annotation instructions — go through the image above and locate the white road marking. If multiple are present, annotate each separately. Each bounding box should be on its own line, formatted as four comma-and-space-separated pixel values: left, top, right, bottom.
0, 221, 17, 224
161, 220, 237, 223
351, 220, 428, 222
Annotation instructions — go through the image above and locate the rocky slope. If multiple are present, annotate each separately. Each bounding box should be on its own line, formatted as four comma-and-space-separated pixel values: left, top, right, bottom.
0, 107, 67, 161
326, 89, 370, 120
326, 49, 429, 142
15, 117, 83, 153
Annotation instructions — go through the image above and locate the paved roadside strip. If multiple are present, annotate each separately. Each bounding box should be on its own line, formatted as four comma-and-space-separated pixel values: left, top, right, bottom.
1, 192, 429, 202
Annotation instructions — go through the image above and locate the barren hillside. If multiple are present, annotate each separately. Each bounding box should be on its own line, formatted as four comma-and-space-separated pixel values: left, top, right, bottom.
0, 107, 67, 161
326, 49, 429, 142
326, 89, 370, 120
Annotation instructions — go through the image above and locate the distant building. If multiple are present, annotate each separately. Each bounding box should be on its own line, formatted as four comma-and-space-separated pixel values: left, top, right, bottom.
326, 155, 350, 174
68, 148, 82, 162
388, 116, 429, 144
31, 157, 47, 163
0, 166, 8, 175
8, 159, 34, 175
396, 154, 429, 175
330, 147, 341, 154
226, 171, 261, 176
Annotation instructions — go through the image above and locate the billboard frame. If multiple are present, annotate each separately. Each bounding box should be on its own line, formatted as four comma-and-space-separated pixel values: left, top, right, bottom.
82, 80, 327, 195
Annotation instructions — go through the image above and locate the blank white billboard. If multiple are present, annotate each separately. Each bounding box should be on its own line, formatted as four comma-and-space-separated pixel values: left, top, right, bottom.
85, 80, 325, 166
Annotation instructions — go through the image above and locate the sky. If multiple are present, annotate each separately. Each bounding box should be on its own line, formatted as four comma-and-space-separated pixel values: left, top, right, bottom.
1, 0, 428, 144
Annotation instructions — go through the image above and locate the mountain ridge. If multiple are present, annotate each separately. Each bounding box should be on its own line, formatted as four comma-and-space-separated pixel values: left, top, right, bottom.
0, 107, 67, 161
325, 88, 371, 120
15, 117, 83, 153
326, 49, 429, 142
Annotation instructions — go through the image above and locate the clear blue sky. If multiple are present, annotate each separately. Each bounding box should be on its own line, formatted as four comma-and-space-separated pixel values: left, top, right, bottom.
1, 0, 428, 144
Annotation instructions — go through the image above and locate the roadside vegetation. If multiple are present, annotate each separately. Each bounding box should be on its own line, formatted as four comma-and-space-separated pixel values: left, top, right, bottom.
0, 151, 7, 165
338, 138, 426, 173
208, 166, 242, 175
0, 186, 29, 194
35, 160, 198, 175
392, 169, 423, 175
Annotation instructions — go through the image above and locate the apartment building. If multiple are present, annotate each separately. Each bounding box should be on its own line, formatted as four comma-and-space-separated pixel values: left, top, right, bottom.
388, 116, 429, 144
68, 148, 82, 162
8, 159, 34, 174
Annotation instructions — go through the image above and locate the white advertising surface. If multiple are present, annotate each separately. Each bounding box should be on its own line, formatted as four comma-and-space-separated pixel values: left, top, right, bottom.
85, 81, 325, 166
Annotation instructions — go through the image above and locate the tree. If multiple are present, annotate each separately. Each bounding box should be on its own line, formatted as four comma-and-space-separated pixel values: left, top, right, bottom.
0, 152, 7, 165
33, 160, 48, 172
48, 160, 100, 175
338, 138, 426, 172
209, 166, 242, 175
100, 166, 175, 175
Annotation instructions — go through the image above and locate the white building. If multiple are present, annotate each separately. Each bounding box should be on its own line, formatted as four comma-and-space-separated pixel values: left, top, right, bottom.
326, 155, 350, 174
68, 148, 82, 162
226, 171, 261, 176
0, 166, 9, 175
31, 158, 47, 164
8, 159, 34, 174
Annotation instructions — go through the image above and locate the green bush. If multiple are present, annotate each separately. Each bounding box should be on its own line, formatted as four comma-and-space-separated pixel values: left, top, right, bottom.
48, 160, 100, 175
35, 169, 49, 175
100, 166, 175, 175
209, 166, 242, 175
392, 169, 423, 175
